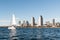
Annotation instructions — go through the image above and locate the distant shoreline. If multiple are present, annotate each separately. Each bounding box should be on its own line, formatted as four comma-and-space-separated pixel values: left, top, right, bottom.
0, 26, 60, 28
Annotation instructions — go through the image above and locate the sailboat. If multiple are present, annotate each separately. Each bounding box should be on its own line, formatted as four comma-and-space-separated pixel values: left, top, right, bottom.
8, 14, 16, 29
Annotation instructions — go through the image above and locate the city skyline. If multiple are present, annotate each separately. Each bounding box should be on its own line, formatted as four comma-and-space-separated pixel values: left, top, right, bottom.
0, 0, 60, 25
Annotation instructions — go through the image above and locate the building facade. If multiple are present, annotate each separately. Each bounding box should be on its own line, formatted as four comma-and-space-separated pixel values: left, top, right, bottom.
38, 15, 43, 26
31, 17, 35, 26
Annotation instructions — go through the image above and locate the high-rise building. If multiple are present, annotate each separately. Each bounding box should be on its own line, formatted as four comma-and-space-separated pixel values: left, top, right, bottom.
53, 19, 55, 25
18, 21, 21, 26
22, 20, 29, 27
22, 20, 26, 27
52, 19, 56, 27
19, 21, 21, 25
31, 17, 35, 26
38, 15, 43, 26
26, 21, 29, 26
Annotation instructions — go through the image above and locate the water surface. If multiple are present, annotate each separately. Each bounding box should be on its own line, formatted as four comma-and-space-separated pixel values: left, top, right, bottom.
0, 27, 60, 40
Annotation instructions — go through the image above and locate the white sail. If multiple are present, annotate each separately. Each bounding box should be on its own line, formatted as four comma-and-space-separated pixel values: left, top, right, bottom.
8, 14, 16, 29
11, 14, 16, 25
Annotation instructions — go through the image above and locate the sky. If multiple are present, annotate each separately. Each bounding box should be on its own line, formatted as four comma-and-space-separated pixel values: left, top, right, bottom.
0, 0, 60, 25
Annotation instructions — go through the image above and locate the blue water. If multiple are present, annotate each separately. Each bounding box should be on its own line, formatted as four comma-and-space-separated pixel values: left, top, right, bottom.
0, 27, 60, 40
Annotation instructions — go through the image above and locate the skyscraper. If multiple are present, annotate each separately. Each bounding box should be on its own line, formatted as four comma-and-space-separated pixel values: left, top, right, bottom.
26, 21, 29, 26
31, 17, 35, 26
53, 19, 55, 25
22, 20, 26, 27
38, 15, 43, 26
18, 21, 21, 26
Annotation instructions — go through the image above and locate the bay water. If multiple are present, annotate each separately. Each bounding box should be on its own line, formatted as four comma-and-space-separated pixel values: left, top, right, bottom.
0, 27, 60, 40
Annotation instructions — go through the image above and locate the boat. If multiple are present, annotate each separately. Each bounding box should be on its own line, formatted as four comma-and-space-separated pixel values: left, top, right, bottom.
8, 26, 16, 29
8, 14, 16, 29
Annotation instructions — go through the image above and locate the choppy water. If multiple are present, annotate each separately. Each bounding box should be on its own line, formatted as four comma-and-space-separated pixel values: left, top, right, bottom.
0, 27, 60, 40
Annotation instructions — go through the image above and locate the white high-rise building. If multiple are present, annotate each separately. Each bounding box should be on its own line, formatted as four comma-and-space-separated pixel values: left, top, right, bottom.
38, 16, 40, 26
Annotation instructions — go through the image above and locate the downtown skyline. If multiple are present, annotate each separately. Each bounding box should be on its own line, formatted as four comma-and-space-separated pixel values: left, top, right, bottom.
0, 0, 60, 25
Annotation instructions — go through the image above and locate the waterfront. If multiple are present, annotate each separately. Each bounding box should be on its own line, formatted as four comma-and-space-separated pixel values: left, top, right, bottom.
0, 27, 60, 40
